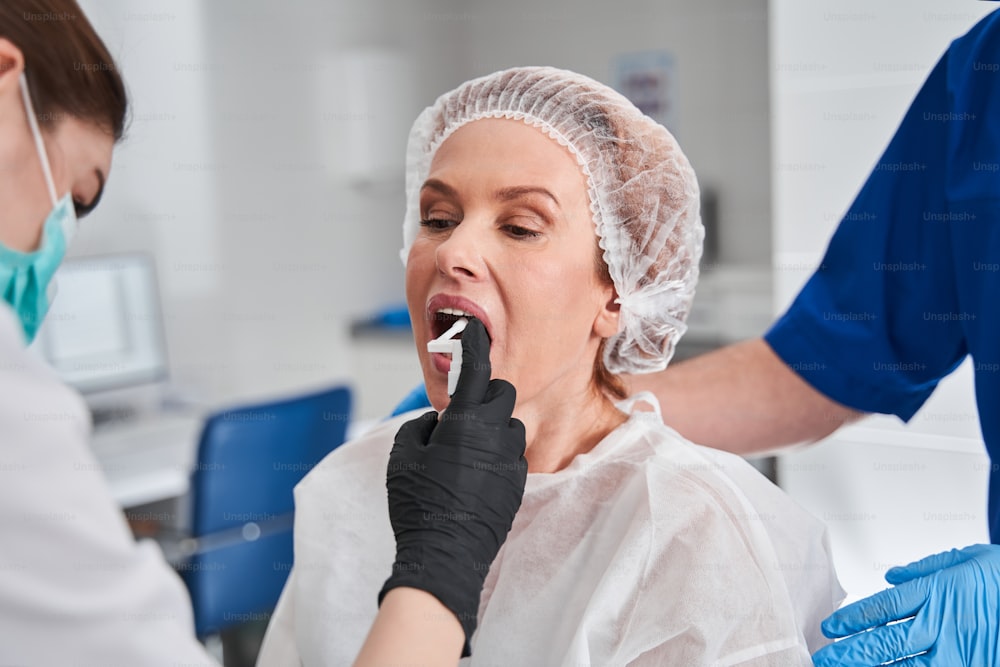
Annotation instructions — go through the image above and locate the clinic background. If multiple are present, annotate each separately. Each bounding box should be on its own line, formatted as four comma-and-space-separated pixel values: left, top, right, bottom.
65, 0, 996, 616
71, 0, 776, 410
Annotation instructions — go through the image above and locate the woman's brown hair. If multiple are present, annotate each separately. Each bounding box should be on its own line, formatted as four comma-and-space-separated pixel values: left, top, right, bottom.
1, 0, 127, 139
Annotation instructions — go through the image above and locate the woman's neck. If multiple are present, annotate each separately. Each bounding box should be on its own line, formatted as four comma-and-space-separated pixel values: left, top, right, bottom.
515, 382, 628, 474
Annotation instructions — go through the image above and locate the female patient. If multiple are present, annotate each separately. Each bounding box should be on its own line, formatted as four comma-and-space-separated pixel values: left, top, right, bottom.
259, 66, 843, 665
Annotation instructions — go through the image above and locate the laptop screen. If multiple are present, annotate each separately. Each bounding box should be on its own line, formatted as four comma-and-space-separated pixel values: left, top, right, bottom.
32, 254, 168, 394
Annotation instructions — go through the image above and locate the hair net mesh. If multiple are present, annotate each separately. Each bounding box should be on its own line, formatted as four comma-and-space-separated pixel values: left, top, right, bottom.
401, 66, 703, 374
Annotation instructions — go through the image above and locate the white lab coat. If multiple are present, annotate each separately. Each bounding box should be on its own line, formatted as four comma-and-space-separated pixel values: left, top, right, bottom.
258, 394, 845, 667
0, 303, 216, 666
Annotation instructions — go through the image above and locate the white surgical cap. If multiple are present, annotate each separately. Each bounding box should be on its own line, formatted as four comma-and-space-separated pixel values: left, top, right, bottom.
400, 66, 703, 374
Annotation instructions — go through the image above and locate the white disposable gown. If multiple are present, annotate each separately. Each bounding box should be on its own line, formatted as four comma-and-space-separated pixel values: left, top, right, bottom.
0, 303, 216, 665
258, 394, 845, 666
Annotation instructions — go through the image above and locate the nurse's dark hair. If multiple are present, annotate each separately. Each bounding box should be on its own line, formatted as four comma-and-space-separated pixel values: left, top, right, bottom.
0, 0, 128, 140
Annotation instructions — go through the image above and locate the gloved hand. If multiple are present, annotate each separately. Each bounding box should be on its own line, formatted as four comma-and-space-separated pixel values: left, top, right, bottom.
379, 318, 527, 657
812, 543, 1000, 666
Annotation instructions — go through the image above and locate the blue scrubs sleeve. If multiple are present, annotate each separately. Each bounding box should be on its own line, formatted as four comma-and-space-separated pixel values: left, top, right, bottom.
766, 50, 968, 421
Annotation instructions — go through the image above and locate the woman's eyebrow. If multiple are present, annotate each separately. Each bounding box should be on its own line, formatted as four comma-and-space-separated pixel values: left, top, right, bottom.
421, 179, 562, 210
494, 185, 561, 209
420, 178, 458, 198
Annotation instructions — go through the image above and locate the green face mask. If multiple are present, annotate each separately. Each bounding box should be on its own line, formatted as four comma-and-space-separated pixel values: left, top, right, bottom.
0, 73, 79, 343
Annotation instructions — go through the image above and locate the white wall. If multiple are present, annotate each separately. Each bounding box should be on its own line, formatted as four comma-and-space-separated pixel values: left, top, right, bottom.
76, 0, 224, 400
460, 0, 772, 267
770, 0, 996, 601
76, 0, 466, 412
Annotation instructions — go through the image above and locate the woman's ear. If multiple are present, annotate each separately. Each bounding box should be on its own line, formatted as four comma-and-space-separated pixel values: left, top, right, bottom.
593, 282, 621, 339
0, 39, 25, 92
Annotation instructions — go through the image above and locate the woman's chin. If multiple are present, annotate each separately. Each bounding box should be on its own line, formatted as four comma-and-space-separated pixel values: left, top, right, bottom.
424, 379, 450, 413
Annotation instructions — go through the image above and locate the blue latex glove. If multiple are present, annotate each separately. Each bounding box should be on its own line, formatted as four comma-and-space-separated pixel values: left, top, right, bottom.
812, 544, 1000, 666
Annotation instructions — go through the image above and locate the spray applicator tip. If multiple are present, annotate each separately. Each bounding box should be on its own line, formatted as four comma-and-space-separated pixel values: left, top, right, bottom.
426, 317, 469, 396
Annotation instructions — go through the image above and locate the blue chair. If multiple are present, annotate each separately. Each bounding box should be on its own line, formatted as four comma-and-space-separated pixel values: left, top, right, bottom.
178, 385, 352, 638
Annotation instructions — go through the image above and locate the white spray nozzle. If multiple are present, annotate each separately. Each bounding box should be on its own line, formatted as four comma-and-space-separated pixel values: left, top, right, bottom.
435, 317, 469, 344
427, 317, 468, 396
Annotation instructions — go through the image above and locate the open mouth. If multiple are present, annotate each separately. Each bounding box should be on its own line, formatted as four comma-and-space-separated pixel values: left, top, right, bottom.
430, 307, 476, 340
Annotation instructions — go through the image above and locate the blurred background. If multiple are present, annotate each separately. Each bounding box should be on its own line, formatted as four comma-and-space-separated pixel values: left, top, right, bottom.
40, 0, 998, 663
68, 0, 777, 420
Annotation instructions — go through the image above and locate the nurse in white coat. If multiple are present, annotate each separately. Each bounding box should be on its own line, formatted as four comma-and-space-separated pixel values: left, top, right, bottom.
0, 2, 218, 664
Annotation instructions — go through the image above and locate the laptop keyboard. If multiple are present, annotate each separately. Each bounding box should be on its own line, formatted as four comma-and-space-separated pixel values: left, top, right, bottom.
92, 413, 198, 451
88, 413, 204, 507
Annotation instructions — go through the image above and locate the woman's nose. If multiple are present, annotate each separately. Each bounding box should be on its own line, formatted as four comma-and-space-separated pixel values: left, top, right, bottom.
435, 219, 486, 281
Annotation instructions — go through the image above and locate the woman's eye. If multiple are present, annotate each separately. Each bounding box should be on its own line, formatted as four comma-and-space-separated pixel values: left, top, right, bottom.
503, 224, 541, 239
419, 219, 457, 231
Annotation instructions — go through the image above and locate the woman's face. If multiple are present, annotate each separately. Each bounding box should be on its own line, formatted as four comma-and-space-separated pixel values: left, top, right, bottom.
406, 118, 619, 412
0, 59, 113, 252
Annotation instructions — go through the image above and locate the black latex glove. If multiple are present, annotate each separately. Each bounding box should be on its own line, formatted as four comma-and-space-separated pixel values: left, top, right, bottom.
379, 317, 527, 657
